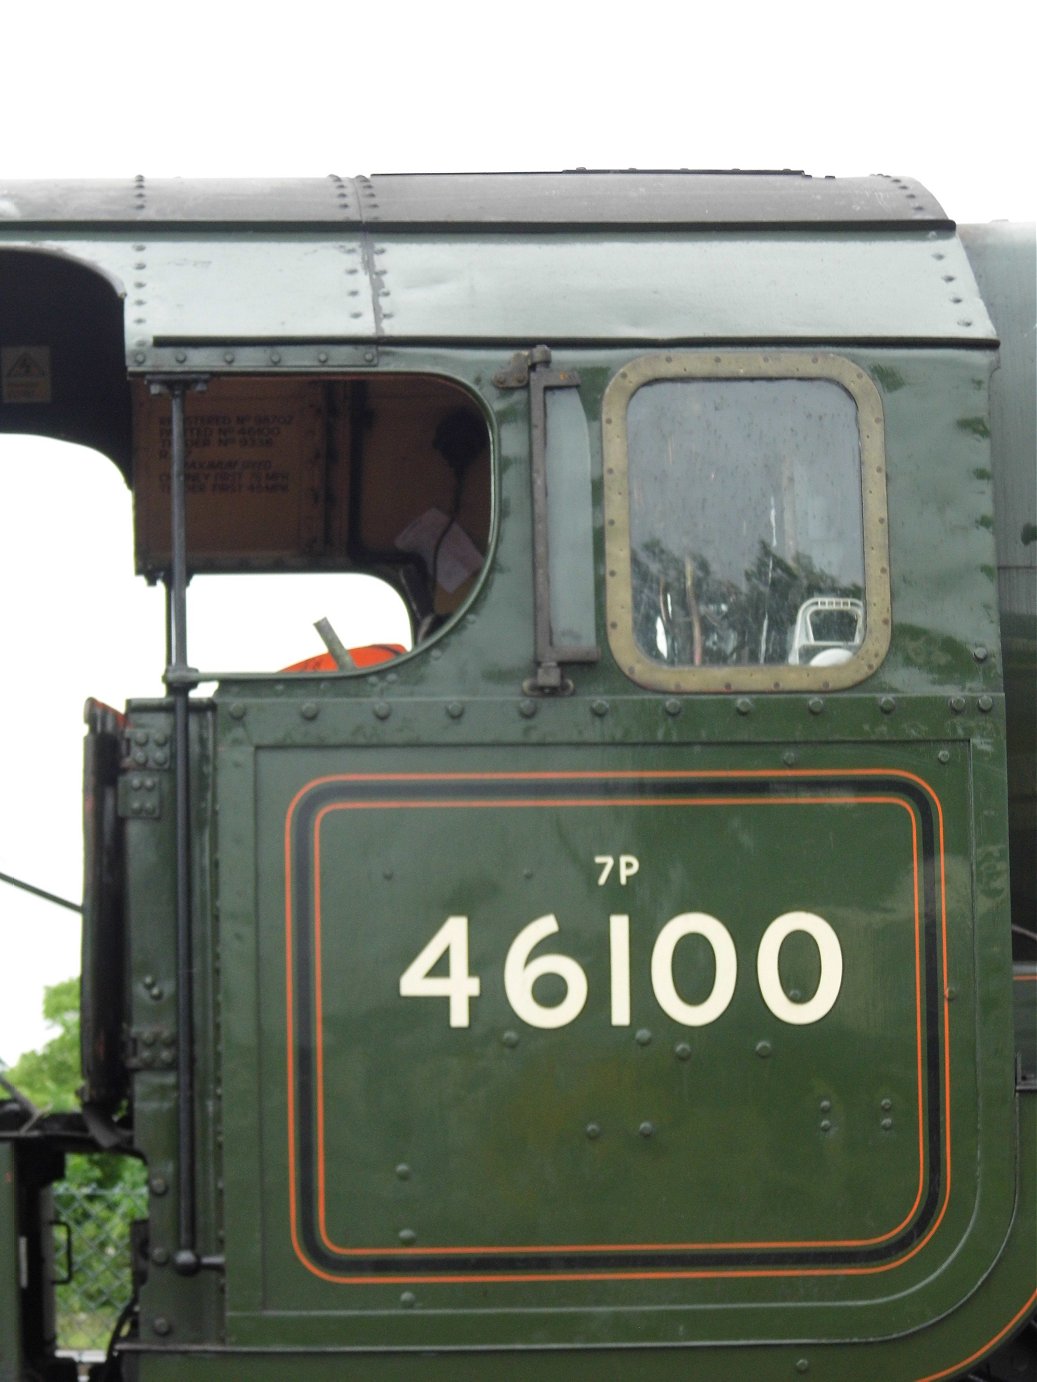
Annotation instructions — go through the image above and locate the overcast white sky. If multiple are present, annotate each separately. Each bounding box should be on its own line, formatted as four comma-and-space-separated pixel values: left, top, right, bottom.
1, 1, 1034, 1066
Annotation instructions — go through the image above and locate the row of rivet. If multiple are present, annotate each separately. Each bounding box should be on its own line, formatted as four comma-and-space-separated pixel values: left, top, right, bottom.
257, 695, 998, 724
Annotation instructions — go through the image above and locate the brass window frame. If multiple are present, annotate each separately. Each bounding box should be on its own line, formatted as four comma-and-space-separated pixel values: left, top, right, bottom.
602, 351, 891, 693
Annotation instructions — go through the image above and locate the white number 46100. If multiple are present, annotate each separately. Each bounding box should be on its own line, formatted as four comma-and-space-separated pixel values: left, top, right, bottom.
399, 912, 842, 1030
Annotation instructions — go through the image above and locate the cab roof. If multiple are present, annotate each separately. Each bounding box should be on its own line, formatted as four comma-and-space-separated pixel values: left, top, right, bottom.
0, 171, 952, 230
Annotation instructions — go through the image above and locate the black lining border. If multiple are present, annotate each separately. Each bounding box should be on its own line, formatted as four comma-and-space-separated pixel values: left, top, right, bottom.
285, 771, 944, 1279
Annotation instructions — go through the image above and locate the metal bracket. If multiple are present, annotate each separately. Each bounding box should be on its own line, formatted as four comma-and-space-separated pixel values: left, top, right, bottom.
119, 727, 168, 819
124, 1026, 177, 1072
492, 344, 553, 390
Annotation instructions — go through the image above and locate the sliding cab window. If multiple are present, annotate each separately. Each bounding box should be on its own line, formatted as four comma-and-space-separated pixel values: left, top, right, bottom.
602, 353, 890, 692
131, 375, 491, 673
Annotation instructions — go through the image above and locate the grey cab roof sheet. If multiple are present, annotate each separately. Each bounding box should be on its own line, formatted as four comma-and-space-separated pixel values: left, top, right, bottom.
0, 172, 995, 356
0, 171, 951, 229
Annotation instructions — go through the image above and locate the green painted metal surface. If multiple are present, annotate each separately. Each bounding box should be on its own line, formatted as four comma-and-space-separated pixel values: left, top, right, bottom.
1, 175, 1033, 1378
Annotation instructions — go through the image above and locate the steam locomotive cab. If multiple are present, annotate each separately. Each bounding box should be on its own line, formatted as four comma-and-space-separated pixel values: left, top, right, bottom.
1, 173, 1033, 1381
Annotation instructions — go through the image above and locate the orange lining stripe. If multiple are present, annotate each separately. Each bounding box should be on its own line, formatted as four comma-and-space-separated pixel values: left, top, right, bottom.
914, 1288, 1037, 1382
284, 767, 951, 1284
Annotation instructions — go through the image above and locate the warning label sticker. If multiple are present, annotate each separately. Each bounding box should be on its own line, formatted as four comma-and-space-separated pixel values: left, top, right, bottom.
2, 346, 52, 404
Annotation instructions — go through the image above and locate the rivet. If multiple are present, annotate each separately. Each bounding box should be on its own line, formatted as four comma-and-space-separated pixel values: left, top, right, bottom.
374, 701, 391, 720
175, 351, 187, 364
364, 350, 376, 363
881, 1117, 894, 1130
937, 749, 950, 764
591, 699, 609, 717
383, 867, 394, 880
978, 695, 993, 713
318, 351, 329, 364
639, 1121, 655, 1138
130, 801, 143, 815
150, 1176, 168, 1196
674, 1043, 691, 1061
881, 1098, 893, 1110
945, 984, 958, 1001
152, 1317, 172, 1337
664, 698, 682, 717
878, 696, 896, 715
585, 1122, 601, 1140
819, 1098, 831, 1112
400, 1291, 417, 1309
270, 351, 281, 365
502, 1030, 519, 1048
523, 867, 533, 879
223, 351, 235, 364
782, 750, 797, 766
446, 701, 464, 719
300, 702, 318, 720
796, 1361, 810, 1375
820, 1119, 832, 1132
150, 1247, 169, 1265
153, 751, 169, 767
150, 986, 163, 1000
808, 698, 824, 715
635, 1029, 652, 1046
398, 1228, 417, 1245
143, 975, 154, 987
735, 697, 752, 716
131, 777, 142, 791
135, 353, 146, 364
973, 645, 989, 662
949, 696, 966, 713
518, 699, 537, 718
755, 1041, 772, 1058
395, 1164, 411, 1180
229, 703, 246, 720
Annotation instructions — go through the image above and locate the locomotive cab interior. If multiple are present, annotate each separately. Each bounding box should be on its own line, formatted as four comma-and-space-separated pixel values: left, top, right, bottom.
131, 374, 492, 667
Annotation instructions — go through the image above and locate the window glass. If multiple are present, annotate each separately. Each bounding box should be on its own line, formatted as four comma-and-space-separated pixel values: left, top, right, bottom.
627, 378, 865, 670
603, 353, 890, 692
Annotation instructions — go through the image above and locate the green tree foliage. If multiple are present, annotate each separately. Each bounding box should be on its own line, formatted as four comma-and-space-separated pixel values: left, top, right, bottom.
5, 976, 80, 1110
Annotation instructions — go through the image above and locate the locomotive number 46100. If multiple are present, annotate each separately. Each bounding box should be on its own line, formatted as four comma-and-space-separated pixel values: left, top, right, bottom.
399, 912, 844, 1031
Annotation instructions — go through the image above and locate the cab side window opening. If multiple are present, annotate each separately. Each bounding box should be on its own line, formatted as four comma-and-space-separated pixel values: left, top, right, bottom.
603, 353, 891, 693
132, 374, 491, 673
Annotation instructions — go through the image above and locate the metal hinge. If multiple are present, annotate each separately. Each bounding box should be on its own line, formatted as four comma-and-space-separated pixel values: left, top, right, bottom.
124, 1026, 177, 1072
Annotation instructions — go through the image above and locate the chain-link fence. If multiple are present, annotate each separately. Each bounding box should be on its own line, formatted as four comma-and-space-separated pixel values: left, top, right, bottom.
52, 1170, 148, 1353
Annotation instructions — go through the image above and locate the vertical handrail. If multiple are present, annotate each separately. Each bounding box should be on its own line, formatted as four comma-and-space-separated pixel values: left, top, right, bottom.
148, 374, 207, 1275
168, 383, 197, 1273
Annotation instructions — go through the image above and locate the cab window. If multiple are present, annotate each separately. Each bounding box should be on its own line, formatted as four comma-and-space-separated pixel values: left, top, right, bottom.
603, 353, 890, 692
132, 374, 491, 672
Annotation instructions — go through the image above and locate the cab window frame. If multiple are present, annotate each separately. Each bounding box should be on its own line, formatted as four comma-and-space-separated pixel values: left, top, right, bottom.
602, 351, 891, 693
